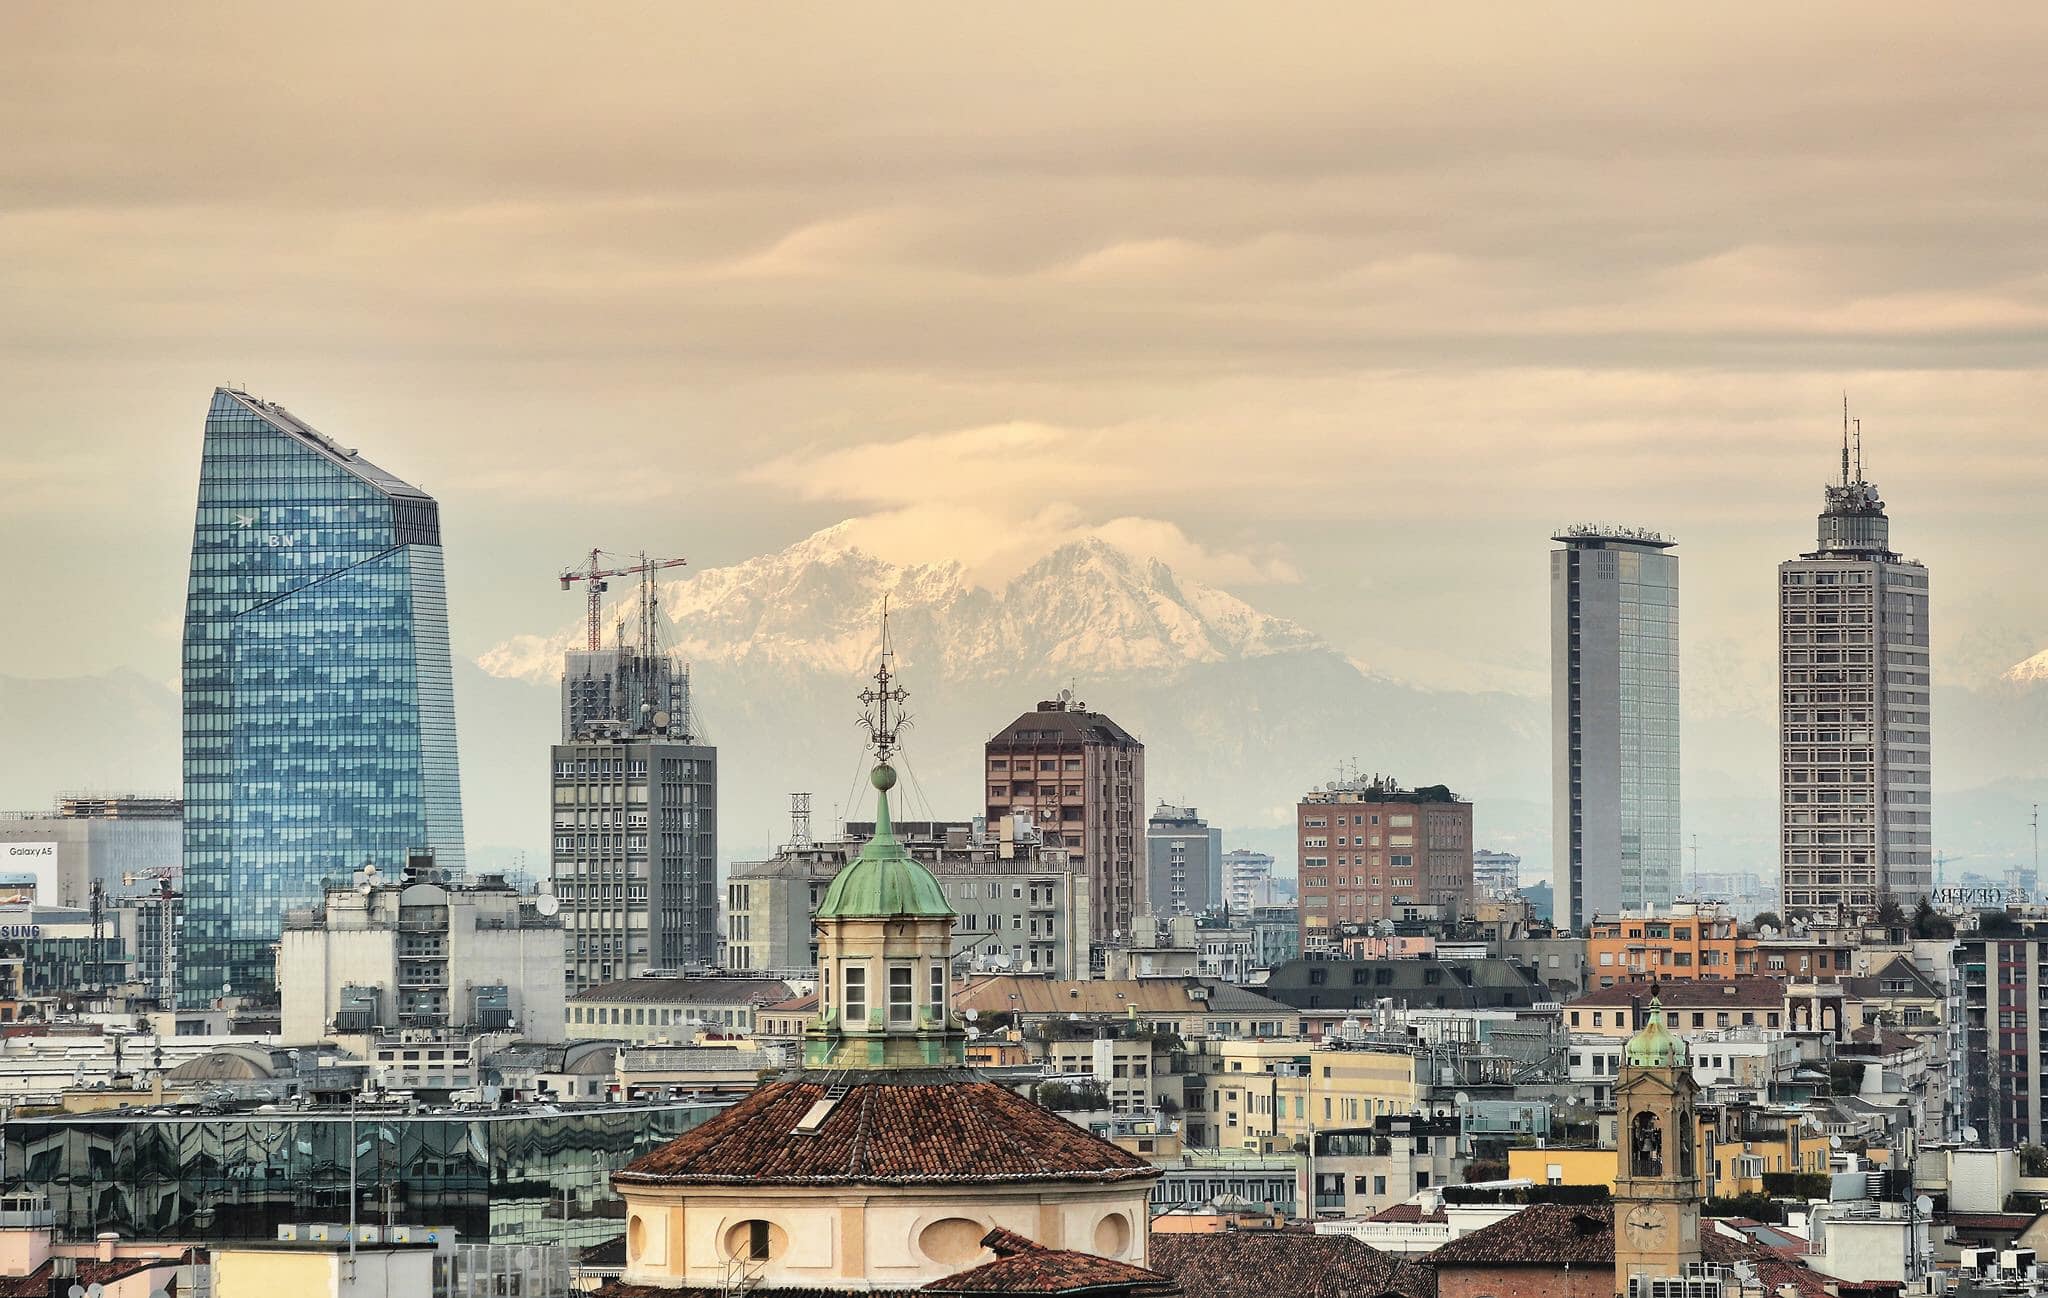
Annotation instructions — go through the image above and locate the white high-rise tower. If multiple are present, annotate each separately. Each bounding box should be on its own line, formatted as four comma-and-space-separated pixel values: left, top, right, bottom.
1778, 410, 1931, 916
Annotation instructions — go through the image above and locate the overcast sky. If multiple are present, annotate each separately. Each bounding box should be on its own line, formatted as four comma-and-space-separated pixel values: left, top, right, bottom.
5, 3, 2045, 705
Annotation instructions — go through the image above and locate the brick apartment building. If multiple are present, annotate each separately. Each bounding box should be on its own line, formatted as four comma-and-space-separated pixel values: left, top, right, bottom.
1298, 775, 1473, 947
985, 695, 1145, 963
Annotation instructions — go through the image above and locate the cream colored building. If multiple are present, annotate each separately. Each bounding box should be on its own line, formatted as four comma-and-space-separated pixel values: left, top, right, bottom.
1194, 1039, 1418, 1151
213, 1242, 434, 1298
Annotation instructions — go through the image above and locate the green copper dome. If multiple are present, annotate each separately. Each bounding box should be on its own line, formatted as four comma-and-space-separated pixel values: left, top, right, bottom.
1625, 996, 1690, 1068
814, 764, 955, 920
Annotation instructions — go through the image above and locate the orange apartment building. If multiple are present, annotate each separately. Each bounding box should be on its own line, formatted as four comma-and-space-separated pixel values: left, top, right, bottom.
1585, 901, 1757, 985
1298, 775, 1473, 947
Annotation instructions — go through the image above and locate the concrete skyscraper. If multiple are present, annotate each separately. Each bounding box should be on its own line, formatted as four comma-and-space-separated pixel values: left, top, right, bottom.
1778, 420, 1931, 915
180, 389, 465, 1004
1145, 803, 1223, 917
1551, 526, 1680, 932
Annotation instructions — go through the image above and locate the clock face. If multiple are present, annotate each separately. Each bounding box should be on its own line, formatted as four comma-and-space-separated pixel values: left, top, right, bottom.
1624, 1205, 1666, 1248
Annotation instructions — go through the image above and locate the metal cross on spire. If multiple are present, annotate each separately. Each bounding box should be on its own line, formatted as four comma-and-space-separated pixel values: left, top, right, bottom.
858, 598, 910, 764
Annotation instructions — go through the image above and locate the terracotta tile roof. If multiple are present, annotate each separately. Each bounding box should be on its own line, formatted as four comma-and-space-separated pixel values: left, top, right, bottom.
615, 1070, 1159, 1187
1426, 1206, 1827, 1298
1425, 1203, 1617, 1266
1568, 979, 1786, 1011
1948, 1213, 2042, 1232
1369, 1203, 1448, 1224
1150, 1229, 1434, 1298
925, 1227, 1177, 1295
0, 1255, 190, 1298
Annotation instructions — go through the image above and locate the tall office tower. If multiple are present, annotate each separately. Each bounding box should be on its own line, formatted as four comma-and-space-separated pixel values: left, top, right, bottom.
1778, 425, 1931, 915
561, 647, 689, 740
1146, 803, 1224, 916
1296, 775, 1473, 945
180, 389, 464, 1004
550, 729, 717, 992
1551, 526, 1680, 933
984, 694, 1144, 964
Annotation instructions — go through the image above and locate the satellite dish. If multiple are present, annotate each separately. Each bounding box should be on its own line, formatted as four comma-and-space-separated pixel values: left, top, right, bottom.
88, 1285, 105, 1298
535, 895, 561, 917
1915, 1195, 1934, 1215
1454, 1091, 1471, 1107
1829, 1135, 1843, 1150
653, 710, 670, 730
68, 1285, 85, 1298
1965, 1126, 1981, 1143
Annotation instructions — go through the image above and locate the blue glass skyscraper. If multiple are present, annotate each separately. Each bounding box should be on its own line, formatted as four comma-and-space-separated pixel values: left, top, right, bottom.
180, 388, 465, 1004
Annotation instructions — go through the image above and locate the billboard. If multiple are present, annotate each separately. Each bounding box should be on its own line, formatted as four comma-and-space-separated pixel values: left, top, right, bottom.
0, 842, 58, 905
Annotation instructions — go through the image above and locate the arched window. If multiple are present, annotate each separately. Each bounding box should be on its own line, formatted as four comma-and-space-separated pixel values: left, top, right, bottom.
1631, 1111, 1664, 1177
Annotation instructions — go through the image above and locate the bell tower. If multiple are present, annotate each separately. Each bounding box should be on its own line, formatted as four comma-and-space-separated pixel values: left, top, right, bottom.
1613, 991, 1701, 1296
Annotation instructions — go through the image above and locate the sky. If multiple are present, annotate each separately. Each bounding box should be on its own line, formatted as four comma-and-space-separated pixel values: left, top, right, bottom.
4, 3, 2047, 716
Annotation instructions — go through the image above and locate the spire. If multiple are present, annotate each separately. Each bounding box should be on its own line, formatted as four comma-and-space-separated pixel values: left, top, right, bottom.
858, 597, 909, 765
814, 612, 952, 922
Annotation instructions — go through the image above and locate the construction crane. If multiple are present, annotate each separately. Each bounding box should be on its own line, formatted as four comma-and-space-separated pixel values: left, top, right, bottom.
121, 868, 182, 1009
558, 549, 688, 653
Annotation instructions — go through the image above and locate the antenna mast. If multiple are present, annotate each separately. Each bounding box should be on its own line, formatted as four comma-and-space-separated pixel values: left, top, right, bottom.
790, 793, 813, 849
1840, 393, 1851, 487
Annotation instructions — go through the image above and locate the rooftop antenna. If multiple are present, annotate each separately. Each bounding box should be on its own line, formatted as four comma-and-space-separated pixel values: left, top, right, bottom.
1853, 417, 1864, 483
790, 793, 813, 849
1840, 393, 1852, 487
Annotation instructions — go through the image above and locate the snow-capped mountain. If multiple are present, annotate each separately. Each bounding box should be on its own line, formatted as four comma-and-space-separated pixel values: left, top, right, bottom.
2003, 649, 2048, 687
480, 524, 1323, 685
471, 523, 1547, 871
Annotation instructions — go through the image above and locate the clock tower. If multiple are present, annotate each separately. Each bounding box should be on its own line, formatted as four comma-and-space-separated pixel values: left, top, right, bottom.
1613, 992, 1701, 1296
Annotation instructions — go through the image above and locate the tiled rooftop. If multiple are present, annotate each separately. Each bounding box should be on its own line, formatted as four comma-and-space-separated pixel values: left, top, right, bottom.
1150, 1229, 1434, 1298
615, 1070, 1158, 1187
925, 1227, 1177, 1295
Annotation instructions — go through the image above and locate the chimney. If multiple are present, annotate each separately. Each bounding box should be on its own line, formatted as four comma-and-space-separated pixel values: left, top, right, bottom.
96, 1231, 118, 1262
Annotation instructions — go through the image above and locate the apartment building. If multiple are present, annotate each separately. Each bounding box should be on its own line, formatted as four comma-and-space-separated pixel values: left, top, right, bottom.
1298, 776, 1474, 946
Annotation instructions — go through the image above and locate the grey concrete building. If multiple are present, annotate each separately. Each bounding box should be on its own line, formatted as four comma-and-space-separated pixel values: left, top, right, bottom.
1147, 803, 1224, 917
725, 821, 1090, 978
550, 729, 718, 991
1551, 525, 1681, 932
985, 695, 1145, 962
1778, 430, 1932, 914
0, 795, 181, 909
278, 866, 566, 1044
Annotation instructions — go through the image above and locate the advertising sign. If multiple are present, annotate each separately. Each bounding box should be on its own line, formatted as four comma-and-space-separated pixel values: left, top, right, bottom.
0, 842, 58, 905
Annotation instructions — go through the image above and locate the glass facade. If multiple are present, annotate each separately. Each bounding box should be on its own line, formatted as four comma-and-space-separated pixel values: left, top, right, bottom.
1615, 548, 1681, 910
181, 389, 464, 1004
1553, 530, 1681, 929
3, 1103, 717, 1248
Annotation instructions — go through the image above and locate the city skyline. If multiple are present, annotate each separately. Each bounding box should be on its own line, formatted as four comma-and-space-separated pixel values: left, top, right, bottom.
5, 6, 2047, 889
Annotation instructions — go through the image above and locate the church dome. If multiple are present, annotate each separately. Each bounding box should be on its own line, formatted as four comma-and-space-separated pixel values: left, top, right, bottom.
814, 764, 954, 921
1625, 997, 1690, 1068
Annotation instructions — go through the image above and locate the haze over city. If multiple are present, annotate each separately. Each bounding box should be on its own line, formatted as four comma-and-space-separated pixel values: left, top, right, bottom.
5, 3, 2047, 881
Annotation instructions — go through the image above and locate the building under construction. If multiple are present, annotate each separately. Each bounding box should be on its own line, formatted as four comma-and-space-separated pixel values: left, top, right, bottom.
551, 549, 717, 989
